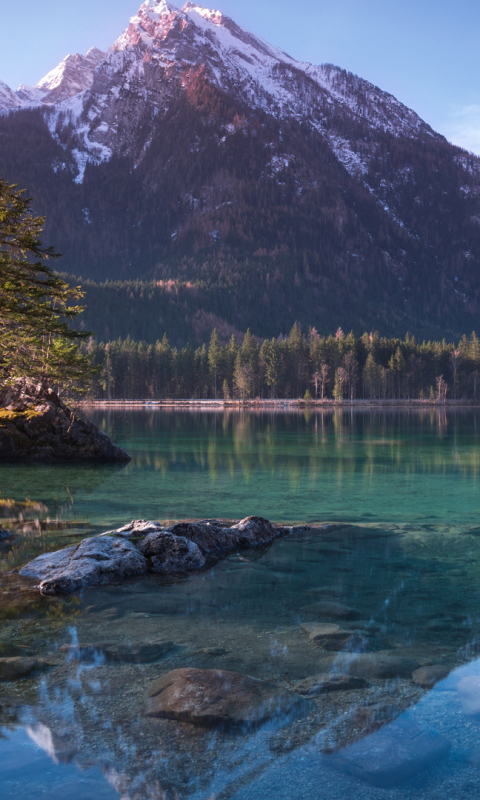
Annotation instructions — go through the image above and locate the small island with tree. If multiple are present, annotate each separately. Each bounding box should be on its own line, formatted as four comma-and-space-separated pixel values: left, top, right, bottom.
0, 180, 129, 461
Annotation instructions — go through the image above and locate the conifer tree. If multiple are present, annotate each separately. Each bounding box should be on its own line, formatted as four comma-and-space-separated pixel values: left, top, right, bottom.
0, 180, 90, 392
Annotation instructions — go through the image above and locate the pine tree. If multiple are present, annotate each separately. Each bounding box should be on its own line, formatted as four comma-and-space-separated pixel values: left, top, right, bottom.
208, 328, 222, 399
0, 180, 90, 392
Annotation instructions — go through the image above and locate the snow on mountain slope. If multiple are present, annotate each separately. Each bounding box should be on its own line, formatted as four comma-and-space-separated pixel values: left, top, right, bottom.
0, 0, 453, 198
0, 78, 23, 111
37, 47, 106, 104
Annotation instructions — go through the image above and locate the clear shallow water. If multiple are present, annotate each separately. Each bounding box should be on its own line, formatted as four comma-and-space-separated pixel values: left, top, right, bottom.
1, 409, 480, 799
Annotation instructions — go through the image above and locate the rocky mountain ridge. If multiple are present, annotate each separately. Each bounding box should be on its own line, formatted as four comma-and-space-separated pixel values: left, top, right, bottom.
1, 1, 480, 338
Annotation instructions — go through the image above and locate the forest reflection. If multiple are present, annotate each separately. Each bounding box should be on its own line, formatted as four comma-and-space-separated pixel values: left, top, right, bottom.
94, 407, 480, 481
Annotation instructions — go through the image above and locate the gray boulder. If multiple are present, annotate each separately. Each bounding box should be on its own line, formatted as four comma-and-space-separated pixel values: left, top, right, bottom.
144, 667, 299, 729
0, 378, 130, 462
167, 516, 281, 556
138, 531, 206, 572
101, 520, 165, 539
19, 535, 148, 595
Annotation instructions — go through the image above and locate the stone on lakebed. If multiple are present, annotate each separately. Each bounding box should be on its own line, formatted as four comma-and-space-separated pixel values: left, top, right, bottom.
300, 623, 366, 651
328, 718, 451, 786
335, 653, 420, 679
300, 601, 361, 620
0, 656, 38, 680
144, 668, 300, 729
412, 665, 451, 689
61, 640, 174, 664
295, 672, 369, 695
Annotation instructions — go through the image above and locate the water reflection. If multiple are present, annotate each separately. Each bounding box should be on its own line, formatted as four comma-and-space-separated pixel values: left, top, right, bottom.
2, 523, 480, 798
1, 411, 480, 797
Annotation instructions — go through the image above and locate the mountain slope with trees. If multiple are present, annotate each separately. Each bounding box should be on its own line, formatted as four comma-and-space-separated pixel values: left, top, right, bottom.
1, 1, 480, 339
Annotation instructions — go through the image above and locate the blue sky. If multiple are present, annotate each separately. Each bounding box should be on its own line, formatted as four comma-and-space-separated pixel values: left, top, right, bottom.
2, 0, 480, 153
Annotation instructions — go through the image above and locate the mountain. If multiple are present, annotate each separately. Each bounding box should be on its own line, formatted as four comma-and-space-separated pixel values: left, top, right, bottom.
1, 0, 480, 342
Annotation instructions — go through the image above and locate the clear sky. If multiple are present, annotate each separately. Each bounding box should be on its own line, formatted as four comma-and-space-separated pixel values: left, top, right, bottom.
1, 0, 480, 154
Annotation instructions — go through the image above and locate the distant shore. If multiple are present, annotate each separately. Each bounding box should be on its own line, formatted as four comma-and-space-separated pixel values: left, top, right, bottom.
79, 398, 480, 409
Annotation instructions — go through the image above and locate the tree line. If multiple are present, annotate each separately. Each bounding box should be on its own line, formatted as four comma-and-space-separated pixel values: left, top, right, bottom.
84, 326, 480, 402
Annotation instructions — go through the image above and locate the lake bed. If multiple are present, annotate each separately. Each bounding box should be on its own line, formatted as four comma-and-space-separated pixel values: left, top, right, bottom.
1, 409, 480, 799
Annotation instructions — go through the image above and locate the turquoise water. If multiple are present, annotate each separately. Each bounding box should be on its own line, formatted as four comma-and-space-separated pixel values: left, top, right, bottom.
1, 409, 480, 799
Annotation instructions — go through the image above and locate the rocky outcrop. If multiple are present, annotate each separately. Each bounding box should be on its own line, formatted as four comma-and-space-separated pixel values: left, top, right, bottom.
20, 535, 148, 595
138, 531, 206, 572
19, 516, 293, 595
0, 379, 130, 462
144, 668, 299, 729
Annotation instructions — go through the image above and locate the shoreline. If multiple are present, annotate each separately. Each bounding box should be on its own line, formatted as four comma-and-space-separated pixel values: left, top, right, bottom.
78, 398, 480, 409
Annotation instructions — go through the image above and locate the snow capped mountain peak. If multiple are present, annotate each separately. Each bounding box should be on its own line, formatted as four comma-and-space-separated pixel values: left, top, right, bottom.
36, 47, 105, 103
183, 3, 224, 25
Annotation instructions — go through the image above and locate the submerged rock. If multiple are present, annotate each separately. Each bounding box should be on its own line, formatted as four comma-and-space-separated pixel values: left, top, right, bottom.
138, 531, 206, 572
336, 653, 420, 679
0, 656, 37, 680
0, 378, 130, 462
300, 623, 366, 651
300, 601, 361, 620
19, 536, 148, 595
412, 665, 451, 688
329, 718, 451, 786
61, 640, 174, 664
295, 673, 369, 695
144, 667, 299, 728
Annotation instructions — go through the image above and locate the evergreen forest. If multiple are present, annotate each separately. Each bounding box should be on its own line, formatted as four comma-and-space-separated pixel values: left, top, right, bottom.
85, 325, 480, 402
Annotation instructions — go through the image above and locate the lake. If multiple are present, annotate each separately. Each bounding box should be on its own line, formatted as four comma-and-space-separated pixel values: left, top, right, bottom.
1, 407, 480, 799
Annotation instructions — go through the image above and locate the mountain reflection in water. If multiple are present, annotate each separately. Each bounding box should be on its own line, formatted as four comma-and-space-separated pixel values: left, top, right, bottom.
1, 410, 480, 798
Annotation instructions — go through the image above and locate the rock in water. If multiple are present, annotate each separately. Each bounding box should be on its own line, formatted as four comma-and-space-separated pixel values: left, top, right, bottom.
336, 653, 419, 679
138, 532, 206, 572
167, 516, 281, 556
300, 601, 361, 620
329, 718, 451, 787
0, 657, 37, 680
0, 378, 130, 462
19, 536, 148, 595
144, 668, 299, 728
300, 622, 366, 650
61, 640, 174, 663
295, 673, 369, 695
412, 665, 451, 688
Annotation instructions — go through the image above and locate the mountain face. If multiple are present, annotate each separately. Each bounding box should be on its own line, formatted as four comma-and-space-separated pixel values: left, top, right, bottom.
1, 0, 480, 341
